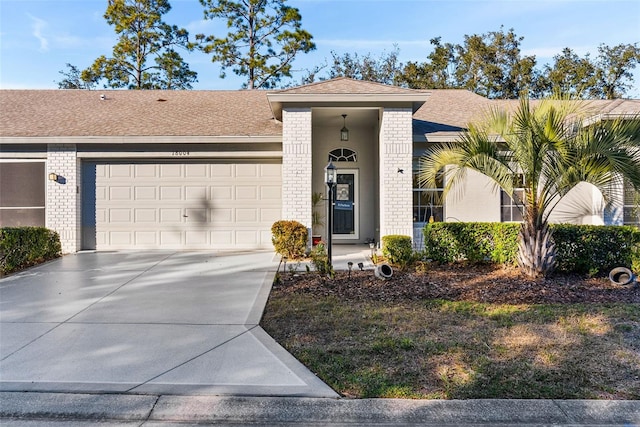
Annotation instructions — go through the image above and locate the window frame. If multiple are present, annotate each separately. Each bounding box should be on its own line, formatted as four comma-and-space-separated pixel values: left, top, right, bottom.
500, 173, 526, 223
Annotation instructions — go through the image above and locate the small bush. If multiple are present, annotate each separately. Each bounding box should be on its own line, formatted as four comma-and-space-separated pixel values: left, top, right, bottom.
0, 227, 61, 275
271, 220, 308, 260
382, 235, 414, 267
310, 241, 333, 276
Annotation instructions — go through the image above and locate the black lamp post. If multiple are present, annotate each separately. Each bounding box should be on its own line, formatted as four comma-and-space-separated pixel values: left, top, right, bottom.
324, 160, 337, 266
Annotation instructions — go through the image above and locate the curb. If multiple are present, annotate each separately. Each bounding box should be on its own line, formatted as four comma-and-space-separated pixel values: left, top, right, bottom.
1, 393, 639, 425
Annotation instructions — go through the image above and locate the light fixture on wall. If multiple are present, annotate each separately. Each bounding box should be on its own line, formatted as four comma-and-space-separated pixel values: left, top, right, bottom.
340, 114, 349, 141
48, 173, 59, 182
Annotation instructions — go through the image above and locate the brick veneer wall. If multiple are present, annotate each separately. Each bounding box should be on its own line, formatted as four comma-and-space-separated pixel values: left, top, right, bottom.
379, 107, 413, 239
46, 144, 79, 253
281, 108, 313, 229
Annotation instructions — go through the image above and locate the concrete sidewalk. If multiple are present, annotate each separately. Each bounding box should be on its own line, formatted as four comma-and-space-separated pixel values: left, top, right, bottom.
1, 393, 639, 426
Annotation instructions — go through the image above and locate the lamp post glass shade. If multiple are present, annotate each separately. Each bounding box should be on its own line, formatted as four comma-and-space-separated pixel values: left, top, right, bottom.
325, 160, 337, 186
340, 114, 349, 141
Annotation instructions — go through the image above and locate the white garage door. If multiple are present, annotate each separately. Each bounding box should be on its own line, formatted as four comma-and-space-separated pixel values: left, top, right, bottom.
85, 162, 281, 250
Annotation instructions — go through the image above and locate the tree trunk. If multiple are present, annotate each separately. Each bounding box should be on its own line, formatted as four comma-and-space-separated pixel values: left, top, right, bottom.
517, 220, 556, 278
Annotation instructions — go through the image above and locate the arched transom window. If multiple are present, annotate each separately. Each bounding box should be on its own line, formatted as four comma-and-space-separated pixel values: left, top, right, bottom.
328, 148, 357, 162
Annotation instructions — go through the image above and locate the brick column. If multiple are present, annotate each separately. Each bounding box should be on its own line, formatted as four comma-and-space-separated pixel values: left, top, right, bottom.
281, 108, 313, 229
379, 108, 413, 239
46, 144, 79, 253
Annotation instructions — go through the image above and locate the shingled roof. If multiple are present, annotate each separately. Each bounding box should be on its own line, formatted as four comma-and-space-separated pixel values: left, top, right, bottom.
413, 89, 492, 138
0, 89, 281, 138
1, 79, 637, 140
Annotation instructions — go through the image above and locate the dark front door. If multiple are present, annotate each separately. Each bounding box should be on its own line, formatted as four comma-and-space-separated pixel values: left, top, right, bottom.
332, 171, 358, 238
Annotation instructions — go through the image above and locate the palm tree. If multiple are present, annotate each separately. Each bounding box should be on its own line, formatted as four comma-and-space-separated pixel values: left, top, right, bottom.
420, 96, 640, 278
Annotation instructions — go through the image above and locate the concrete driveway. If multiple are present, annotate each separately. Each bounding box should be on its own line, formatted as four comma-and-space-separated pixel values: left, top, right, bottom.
0, 251, 337, 397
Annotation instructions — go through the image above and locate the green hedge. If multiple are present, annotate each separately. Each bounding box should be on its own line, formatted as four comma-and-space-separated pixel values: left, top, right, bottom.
552, 225, 640, 276
422, 223, 520, 265
0, 227, 61, 275
422, 222, 640, 276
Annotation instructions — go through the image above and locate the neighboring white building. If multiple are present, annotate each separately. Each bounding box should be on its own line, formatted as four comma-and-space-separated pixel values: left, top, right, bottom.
1, 78, 638, 253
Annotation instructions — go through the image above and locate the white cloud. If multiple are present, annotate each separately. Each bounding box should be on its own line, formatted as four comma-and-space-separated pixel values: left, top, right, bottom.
28, 14, 49, 52
185, 18, 217, 34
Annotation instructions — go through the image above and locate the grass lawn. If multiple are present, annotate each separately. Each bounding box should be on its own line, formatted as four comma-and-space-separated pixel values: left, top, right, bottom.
261, 265, 640, 399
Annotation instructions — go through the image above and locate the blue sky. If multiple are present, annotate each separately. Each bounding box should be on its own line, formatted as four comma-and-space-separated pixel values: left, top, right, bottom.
1, 0, 639, 95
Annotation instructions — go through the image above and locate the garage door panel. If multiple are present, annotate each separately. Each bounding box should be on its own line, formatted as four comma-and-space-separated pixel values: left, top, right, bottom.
135, 164, 157, 177
160, 164, 182, 177
261, 208, 280, 223
160, 230, 182, 246
110, 187, 131, 200
135, 187, 157, 200
260, 164, 281, 177
236, 208, 257, 222
110, 231, 132, 245
185, 186, 207, 201
160, 208, 182, 223
211, 186, 232, 200
135, 209, 156, 222
186, 164, 208, 177
88, 161, 281, 250
110, 209, 131, 222
185, 208, 207, 223
96, 231, 107, 246
160, 187, 182, 200
135, 231, 157, 246
212, 164, 232, 177
261, 186, 281, 200
236, 164, 257, 177
236, 230, 258, 245
96, 186, 107, 200
185, 231, 207, 246
110, 165, 132, 178
235, 186, 257, 200
96, 209, 107, 223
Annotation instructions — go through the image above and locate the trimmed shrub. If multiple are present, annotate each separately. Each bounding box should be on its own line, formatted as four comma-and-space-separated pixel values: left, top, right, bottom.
271, 220, 308, 260
553, 225, 640, 276
422, 222, 519, 265
422, 222, 640, 276
381, 235, 413, 267
0, 227, 61, 275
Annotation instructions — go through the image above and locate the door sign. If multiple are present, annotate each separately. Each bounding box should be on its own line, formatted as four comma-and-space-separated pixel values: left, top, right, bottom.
335, 200, 353, 211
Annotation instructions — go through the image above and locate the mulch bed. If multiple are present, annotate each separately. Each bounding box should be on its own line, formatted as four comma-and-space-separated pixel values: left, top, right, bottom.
274, 263, 640, 304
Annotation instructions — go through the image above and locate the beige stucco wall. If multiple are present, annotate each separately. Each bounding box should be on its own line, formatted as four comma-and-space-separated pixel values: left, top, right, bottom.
445, 169, 501, 222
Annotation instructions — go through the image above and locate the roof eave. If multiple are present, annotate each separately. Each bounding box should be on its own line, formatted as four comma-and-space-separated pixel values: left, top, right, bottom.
0, 135, 282, 144
267, 93, 429, 120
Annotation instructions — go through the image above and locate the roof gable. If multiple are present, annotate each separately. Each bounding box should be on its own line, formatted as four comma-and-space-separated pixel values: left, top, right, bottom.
275, 77, 422, 95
